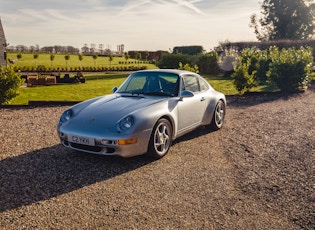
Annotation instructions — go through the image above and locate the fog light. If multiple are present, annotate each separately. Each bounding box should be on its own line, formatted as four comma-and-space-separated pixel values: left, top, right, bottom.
118, 138, 138, 145
101, 139, 118, 145
101, 139, 108, 145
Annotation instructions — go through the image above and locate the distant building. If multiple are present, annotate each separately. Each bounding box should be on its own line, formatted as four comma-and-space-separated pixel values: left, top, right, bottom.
0, 18, 7, 66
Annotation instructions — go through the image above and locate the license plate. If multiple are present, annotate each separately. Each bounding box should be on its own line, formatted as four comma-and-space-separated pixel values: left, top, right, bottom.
68, 134, 95, 146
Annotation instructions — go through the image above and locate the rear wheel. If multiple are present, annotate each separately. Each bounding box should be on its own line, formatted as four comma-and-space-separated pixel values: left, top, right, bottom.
147, 118, 172, 159
210, 100, 226, 130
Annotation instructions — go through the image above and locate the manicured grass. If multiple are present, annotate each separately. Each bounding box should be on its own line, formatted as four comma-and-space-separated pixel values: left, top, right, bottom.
10, 73, 129, 105
202, 74, 272, 96
7, 53, 157, 70
9, 73, 267, 105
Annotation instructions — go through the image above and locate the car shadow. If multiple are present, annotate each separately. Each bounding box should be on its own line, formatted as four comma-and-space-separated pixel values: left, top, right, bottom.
0, 145, 155, 212
173, 125, 215, 144
226, 90, 307, 107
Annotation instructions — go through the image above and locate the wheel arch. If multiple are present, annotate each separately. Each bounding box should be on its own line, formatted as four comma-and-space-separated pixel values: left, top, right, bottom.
156, 115, 175, 140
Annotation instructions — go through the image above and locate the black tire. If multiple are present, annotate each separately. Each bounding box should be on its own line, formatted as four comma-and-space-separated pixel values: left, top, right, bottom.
210, 100, 226, 130
147, 118, 172, 159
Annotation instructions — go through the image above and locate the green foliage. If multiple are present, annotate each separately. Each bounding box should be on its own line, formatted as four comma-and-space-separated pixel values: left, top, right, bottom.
0, 66, 24, 104
268, 46, 313, 92
196, 51, 220, 75
250, 0, 314, 41
232, 58, 257, 94
178, 62, 199, 73
157, 53, 192, 69
232, 46, 314, 94
17, 53, 22, 60
50, 54, 55, 68
173, 46, 204, 55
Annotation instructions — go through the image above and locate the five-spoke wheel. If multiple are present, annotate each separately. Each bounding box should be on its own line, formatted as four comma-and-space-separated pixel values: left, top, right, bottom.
210, 100, 226, 130
148, 118, 172, 159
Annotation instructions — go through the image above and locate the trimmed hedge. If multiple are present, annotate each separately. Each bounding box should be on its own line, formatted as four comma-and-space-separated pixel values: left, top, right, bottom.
232, 46, 313, 94
13, 65, 148, 73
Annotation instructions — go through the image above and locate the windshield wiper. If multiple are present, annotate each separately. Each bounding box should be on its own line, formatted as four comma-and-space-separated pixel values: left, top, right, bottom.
118, 91, 144, 97
142, 91, 173, 97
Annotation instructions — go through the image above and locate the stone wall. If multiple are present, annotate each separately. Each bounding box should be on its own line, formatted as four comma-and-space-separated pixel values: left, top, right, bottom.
0, 19, 7, 66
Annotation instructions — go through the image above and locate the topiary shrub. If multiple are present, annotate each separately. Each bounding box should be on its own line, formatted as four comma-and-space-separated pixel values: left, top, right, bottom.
0, 66, 24, 104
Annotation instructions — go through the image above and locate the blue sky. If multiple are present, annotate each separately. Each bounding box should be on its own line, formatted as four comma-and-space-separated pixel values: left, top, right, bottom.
0, 0, 262, 51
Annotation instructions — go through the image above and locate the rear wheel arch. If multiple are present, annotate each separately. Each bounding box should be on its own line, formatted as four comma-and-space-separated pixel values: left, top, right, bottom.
210, 99, 226, 130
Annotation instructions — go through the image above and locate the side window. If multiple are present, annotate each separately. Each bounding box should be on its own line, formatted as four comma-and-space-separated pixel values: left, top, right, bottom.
199, 77, 209, 91
182, 75, 199, 92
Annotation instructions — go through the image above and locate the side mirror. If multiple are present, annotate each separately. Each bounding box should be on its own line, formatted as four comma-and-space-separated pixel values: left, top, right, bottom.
180, 90, 194, 99
112, 86, 118, 93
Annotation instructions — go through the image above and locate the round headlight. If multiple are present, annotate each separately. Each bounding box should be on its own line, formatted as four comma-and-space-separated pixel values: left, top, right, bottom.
119, 115, 134, 130
60, 109, 73, 123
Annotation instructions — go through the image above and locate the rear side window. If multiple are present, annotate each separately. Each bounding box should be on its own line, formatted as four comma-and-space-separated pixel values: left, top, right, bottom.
199, 77, 209, 91
182, 75, 199, 92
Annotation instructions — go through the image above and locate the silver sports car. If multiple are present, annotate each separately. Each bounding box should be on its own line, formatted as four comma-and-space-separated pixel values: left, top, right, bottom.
57, 69, 226, 158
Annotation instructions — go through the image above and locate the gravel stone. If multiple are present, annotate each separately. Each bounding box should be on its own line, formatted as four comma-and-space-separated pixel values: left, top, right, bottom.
0, 86, 314, 229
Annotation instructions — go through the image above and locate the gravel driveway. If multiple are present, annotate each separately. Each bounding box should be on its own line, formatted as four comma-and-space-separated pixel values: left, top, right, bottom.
1, 87, 314, 229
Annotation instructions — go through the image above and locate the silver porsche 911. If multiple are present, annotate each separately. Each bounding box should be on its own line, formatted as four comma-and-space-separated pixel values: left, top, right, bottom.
57, 69, 226, 158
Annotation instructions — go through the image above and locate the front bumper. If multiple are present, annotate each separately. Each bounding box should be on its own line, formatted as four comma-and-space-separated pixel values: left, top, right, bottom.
57, 128, 152, 158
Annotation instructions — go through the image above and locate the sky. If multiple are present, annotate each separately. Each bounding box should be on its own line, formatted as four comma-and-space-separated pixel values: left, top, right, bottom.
0, 0, 263, 52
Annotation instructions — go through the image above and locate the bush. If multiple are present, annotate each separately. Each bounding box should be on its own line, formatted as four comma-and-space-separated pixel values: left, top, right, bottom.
197, 51, 220, 75
157, 53, 192, 69
232, 59, 257, 94
268, 46, 313, 92
232, 46, 314, 94
178, 62, 199, 73
0, 66, 24, 104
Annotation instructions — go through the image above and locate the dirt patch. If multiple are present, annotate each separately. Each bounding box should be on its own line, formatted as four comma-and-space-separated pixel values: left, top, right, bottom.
0, 87, 314, 229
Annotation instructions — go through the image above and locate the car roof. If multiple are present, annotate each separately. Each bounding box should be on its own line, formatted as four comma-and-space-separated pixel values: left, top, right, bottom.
133, 69, 200, 76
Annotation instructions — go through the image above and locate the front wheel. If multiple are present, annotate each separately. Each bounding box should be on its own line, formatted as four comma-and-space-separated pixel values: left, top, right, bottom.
147, 118, 172, 159
210, 100, 226, 130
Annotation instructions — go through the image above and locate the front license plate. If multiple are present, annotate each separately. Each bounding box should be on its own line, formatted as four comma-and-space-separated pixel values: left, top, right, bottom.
68, 134, 95, 146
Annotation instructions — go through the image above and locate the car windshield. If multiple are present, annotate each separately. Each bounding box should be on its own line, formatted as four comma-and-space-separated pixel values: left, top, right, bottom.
117, 72, 179, 97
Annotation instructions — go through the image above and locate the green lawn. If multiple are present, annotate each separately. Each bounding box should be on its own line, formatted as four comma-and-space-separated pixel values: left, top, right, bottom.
9, 73, 249, 105
7, 53, 157, 70
10, 73, 128, 105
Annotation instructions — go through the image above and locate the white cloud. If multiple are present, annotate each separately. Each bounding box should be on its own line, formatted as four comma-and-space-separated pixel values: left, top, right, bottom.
0, 0, 261, 51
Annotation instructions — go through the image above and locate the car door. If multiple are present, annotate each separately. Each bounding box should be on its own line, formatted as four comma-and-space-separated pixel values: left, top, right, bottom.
177, 74, 206, 133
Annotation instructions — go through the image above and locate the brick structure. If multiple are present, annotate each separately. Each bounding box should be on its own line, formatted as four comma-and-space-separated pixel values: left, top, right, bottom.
0, 18, 7, 66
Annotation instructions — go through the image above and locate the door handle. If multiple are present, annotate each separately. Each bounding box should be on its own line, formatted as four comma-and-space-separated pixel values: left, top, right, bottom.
200, 97, 205, 101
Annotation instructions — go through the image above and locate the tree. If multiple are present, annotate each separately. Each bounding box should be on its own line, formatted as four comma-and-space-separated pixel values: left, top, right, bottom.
64, 55, 70, 70
124, 52, 130, 66
50, 54, 55, 68
250, 0, 314, 41
78, 54, 84, 69
108, 54, 113, 68
33, 54, 39, 68
92, 54, 98, 67
136, 52, 142, 67
144, 51, 149, 61
16, 53, 22, 62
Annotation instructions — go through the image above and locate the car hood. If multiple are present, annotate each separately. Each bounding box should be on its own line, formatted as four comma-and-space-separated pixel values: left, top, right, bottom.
70, 94, 165, 127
